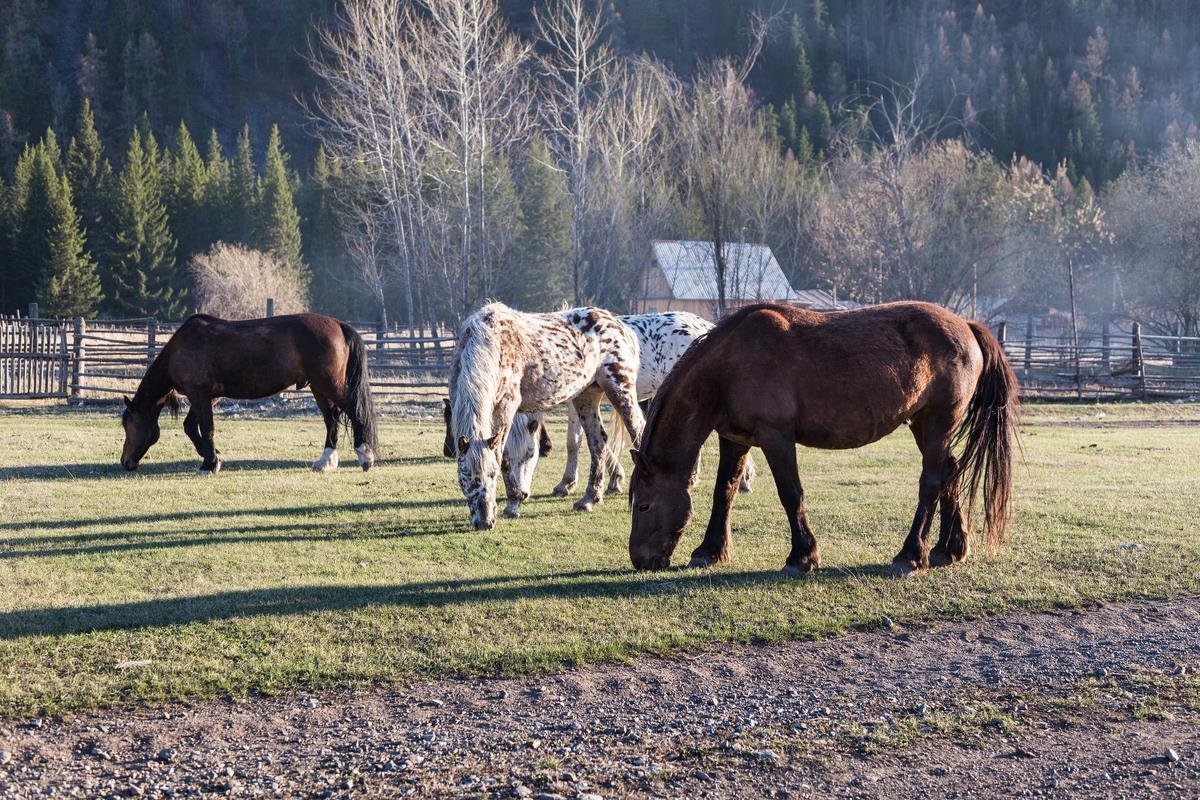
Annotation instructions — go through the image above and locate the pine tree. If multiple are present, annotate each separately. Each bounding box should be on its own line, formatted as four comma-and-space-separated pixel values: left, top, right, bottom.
107, 129, 181, 318
39, 175, 102, 317
229, 124, 258, 244
167, 121, 209, 263
65, 100, 114, 262
203, 129, 232, 243
257, 124, 306, 289
507, 137, 572, 310
300, 145, 347, 315
11, 143, 62, 312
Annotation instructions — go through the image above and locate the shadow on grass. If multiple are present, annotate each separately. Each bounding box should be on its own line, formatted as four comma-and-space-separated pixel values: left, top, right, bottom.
0, 459, 324, 481
0, 566, 881, 639
1, 505, 590, 558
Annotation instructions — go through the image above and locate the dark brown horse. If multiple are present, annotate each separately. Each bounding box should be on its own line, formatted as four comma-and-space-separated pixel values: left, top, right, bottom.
628, 302, 1017, 576
121, 313, 378, 474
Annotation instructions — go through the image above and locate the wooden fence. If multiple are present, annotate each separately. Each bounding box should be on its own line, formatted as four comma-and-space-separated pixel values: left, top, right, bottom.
2, 304, 456, 404
996, 319, 1200, 400
4, 306, 1200, 403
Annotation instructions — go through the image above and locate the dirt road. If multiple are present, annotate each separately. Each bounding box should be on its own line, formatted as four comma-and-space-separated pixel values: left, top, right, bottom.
2, 597, 1197, 798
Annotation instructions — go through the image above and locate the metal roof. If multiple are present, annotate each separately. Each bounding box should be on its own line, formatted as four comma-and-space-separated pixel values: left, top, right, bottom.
650, 240, 799, 302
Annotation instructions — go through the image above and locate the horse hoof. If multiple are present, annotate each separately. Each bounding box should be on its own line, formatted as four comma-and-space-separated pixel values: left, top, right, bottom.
738, 482, 752, 494
928, 546, 954, 567
551, 483, 574, 497
781, 563, 814, 578
196, 468, 214, 477
688, 555, 717, 569
572, 498, 596, 512
889, 560, 926, 578
502, 506, 521, 519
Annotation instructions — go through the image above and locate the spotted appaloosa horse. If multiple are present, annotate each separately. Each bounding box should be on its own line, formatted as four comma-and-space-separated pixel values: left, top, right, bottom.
500, 312, 756, 514
448, 302, 644, 530
120, 313, 378, 475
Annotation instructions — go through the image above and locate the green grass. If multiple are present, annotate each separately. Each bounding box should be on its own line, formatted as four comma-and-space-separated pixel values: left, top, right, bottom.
1, 403, 1198, 718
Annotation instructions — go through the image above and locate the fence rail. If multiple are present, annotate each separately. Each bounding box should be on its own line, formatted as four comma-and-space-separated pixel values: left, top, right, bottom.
4, 306, 1200, 403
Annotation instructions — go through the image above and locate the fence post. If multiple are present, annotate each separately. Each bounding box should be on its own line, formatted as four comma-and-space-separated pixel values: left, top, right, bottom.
265, 297, 275, 317
996, 320, 1008, 351
27, 302, 37, 320
1101, 323, 1111, 376
1132, 322, 1146, 399
147, 318, 158, 366
71, 317, 85, 399
1023, 315, 1033, 373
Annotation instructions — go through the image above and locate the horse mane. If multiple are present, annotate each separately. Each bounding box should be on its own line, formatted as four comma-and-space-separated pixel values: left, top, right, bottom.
639, 304, 780, 458
451, 304, 507, 440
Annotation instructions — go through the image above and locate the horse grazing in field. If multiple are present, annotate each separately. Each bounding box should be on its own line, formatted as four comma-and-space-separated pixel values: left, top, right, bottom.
448, 302, 644, 529
121, 314, 378, 475
499, 311, 756, 513
628, 302, 1017, 577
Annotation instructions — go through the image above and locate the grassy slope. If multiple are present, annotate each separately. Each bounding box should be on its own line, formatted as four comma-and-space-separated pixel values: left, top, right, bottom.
1, 404, 1198, 717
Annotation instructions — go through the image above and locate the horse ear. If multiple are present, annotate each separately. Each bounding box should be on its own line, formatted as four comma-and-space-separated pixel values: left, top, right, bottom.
486, 432, 501, 449
630, 449, 652, 474
123, 395, 133, 409
457, 435, 469, 455
443, 397, 451, 410
526, 417, 539, 433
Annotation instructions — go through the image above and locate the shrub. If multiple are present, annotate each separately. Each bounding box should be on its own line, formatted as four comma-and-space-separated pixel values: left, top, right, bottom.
189, 243, 308, 319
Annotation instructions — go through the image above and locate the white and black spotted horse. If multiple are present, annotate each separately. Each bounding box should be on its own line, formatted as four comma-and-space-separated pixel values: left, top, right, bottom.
502, 312, 756, 516
448, 302, 644, 530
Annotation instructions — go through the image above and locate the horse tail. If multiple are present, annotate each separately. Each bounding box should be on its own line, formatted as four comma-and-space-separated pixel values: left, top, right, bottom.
606, 406, 629, 471
955, 321, 1020, 557
341, 323, 378, 454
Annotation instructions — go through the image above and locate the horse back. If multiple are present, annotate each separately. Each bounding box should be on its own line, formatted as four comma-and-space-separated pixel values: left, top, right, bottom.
710, 303, 983, 448
167, 313, 351, 400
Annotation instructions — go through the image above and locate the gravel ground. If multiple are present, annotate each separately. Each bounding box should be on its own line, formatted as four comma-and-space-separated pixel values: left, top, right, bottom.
2, 597, 1198, 799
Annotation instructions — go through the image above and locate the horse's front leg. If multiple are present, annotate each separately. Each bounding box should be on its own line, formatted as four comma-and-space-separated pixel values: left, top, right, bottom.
689, 436, 750, 568
570, 391, 606, 512
552, 403, 582, 496
757, 427, 819, 575
190, 394, 222, 475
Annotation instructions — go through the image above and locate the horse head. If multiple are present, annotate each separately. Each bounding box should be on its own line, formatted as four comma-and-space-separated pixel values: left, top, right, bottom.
120, 395, 164, 470
456, 431, 503, 530
628, 449, 693, 570
501, 414, 542, 515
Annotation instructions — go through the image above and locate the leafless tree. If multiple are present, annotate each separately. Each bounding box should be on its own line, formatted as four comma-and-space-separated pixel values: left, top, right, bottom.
190, 244, 308, 319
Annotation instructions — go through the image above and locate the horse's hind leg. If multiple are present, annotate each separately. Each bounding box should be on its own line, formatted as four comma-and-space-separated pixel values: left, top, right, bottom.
758, 427, 819, 575
689, 436, 750, 568
892, 416, 954, 577
931, 455, 970, 566
570, 390, 607, 512
311, 392, 341, 472
552, 403, 582, 497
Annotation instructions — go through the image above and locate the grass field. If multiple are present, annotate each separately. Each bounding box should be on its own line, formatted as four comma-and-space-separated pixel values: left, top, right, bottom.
1, 402, 1199, 718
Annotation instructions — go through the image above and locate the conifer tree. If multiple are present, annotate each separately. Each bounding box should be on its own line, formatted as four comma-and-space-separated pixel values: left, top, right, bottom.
39, 174, 102, 317
257, 124, 306, 289
300, 145, 346, 315
507, 138, 572, 310
10, 143, 62, 311
65, 100, 114, 263
203, 129, 232, 242
229, 124, 258, 244
107, 129, 182, 318
167, 121, 209, 263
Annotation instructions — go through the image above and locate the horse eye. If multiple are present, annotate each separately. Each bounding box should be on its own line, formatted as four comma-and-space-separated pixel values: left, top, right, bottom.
638, 503, 650, 512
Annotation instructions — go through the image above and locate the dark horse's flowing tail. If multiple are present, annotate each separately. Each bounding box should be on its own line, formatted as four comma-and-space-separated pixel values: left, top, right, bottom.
341, 323, 378, 456
955, 321, 1020, 556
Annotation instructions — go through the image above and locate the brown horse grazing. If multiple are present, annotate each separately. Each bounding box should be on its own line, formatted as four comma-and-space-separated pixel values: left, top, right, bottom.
628, 302, 1017, 577
120, 313, 378, 475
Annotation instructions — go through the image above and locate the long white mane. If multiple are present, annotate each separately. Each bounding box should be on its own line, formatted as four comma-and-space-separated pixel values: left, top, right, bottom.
451, 303, 509, 441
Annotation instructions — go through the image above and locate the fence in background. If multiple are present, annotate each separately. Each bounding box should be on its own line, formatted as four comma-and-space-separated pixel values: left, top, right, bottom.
4, 303, 1200, 403
995, 319, 1200, 400
1, 303, 456, 404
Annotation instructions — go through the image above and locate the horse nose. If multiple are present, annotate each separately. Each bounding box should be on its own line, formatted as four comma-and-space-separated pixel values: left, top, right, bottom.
519, 490, 530, 501
122, 459, 137, 471
473, 518, 495, 531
